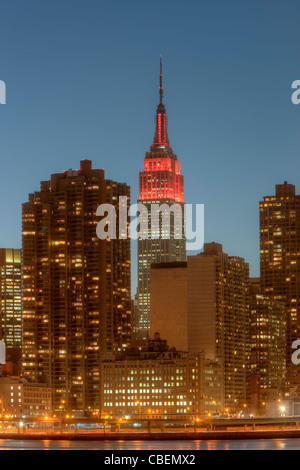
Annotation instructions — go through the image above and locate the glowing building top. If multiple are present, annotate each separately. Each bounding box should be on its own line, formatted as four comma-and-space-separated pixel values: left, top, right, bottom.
139, 58, 184, 203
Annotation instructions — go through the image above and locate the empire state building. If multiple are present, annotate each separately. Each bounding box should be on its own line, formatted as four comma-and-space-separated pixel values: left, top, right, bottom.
137, 59, 186, 339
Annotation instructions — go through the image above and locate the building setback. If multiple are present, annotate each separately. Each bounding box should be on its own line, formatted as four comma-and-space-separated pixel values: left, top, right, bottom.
22, 159, 131, 415
137, 59, 186, 340
150, 243, 249, 412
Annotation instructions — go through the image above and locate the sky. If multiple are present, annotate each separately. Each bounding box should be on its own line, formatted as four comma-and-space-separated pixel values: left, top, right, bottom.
1, 0, 300, 294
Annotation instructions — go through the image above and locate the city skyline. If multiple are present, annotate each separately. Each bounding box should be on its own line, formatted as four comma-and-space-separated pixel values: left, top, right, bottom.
2, 1, 300, 296
2, 0, 300, 451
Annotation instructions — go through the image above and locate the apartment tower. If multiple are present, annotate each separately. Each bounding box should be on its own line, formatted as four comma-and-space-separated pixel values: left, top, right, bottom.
22, 160, 131, 414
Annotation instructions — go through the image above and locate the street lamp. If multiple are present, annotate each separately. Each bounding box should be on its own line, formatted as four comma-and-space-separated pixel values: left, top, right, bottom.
280, 405, 286, 417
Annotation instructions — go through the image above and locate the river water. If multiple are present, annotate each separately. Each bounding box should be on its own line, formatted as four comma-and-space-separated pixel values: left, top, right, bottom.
0, 439, 299, 450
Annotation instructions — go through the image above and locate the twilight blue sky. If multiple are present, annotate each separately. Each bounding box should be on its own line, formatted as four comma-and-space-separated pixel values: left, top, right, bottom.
1, 0, 300, 293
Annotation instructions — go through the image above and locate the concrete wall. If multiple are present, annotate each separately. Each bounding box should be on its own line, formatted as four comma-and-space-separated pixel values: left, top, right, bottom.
150, 266, 188, 350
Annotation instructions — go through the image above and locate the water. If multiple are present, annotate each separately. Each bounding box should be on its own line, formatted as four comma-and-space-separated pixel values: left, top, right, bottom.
0, 439, 300, 450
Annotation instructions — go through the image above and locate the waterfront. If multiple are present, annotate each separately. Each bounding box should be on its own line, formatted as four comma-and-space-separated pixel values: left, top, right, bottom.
0, 439, 300, 450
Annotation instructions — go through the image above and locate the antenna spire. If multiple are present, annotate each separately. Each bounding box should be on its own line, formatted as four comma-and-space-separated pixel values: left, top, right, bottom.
151, 55, 171, 150
159, 55, 163, 104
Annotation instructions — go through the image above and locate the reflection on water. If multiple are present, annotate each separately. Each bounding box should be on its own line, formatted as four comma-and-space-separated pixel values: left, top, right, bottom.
0, 439, 299, 450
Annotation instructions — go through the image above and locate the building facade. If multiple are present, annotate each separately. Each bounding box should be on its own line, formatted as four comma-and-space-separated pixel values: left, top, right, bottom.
150, 262, 188, 351
248, 279, 286, 414
22, 159, 131, 415
137, 59, 186, 339
202, 358, 223, 417
0, 377, 51, 417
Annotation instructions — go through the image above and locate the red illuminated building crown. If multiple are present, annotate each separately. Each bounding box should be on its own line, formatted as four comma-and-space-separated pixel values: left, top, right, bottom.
139, 58, 184, 203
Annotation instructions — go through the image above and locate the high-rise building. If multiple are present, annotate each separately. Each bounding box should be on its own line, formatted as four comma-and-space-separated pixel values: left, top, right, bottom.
260, 182, 300, 367
137, 59, 186, 339
22, 160, 131, 415
150, 243, 249, 412
248, 278, 286, 415
0, 249, 22, 350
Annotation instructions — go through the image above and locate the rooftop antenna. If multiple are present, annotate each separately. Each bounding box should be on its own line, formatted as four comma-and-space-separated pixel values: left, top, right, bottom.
159, 55, 163, 104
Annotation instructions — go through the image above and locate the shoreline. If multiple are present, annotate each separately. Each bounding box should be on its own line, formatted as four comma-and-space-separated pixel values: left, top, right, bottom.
0, 430, 300, 441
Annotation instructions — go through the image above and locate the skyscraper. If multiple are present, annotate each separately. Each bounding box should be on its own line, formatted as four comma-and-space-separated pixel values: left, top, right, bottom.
137, 59, 186, 339
22, 160, 131, 415
150, 243, 249, 412
260, 182, 300, 367
0, 249, 22, 350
